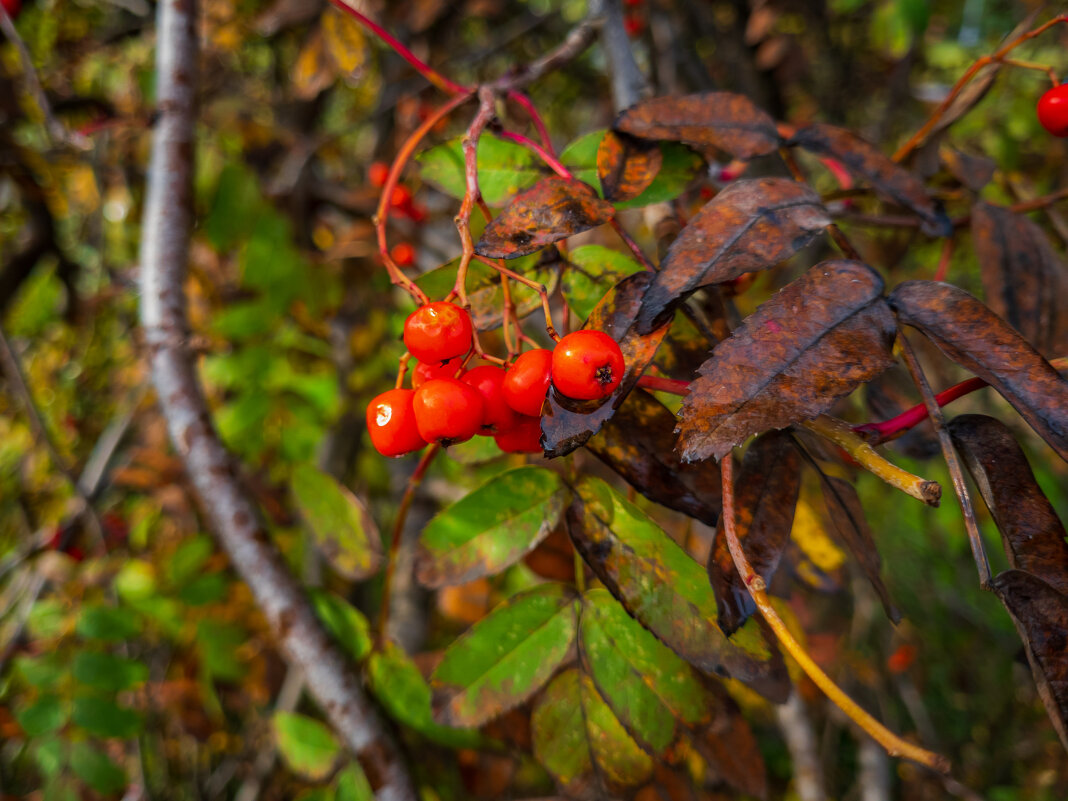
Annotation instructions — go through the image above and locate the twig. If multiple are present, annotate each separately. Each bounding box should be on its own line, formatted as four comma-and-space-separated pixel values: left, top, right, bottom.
719, 455, 950, 773
896, 335, 991, 587
138, 2, 416, 799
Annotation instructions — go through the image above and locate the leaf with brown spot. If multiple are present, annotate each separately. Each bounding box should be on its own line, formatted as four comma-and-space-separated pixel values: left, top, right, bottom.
990, 570, 1068, 752
948, 415, 1068, 597
566, 476, 789, 702
789, 123, 951, 237
475, 177, 615, 259
889, 280, 1068, 463
614, 93, 782, 160
708, 432, 801, 635
971, 202, 1068, 356
586, 389, 721, 527
597, 130, 663, 202
542, 272, 670, 458
635, 178, 831, 333
677, 260, 897, 462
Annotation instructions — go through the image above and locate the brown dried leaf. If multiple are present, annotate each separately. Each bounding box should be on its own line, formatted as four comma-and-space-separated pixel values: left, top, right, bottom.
941, 148, 996, 191
708, 432, 801, 635
948, 415, 1068, 597
927, 64, 1000, 142
889, 280, 1068, 463
692, 691, 768, 800
586, 389, 721, 526
991, 570, 1068, 752
542, 272, 670, 458
475, 177, 615, 259
971, 202, 1068, 356
636, 178, 831, 333
597, 130, 663, 202
677, 260, 897, 462
789, 123, 951, 237
614, 92, 782, 160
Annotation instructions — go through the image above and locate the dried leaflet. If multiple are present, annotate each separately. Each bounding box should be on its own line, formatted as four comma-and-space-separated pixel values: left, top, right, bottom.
971, 202, 1067, 356
597, 130, 663, 202
636, 178, 831, 333
708, 431, 801, 635
475, 177, 615, 259
789, 123, 952, 237
614, 92, 782, 160
677, 260, 896, 463
889, 280, 1068, 462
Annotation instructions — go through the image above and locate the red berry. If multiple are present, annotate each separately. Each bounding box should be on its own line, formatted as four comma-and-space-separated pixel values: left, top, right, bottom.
551, 330, 625, 401
389, 184, 414, 209
1, 0, 21, 18
494, 415, 543, 454
411, 358, 463, 388
502, 349, 553, 417
1037, 83, 1068, 137
462, 366, 520, 435
413, 378, 484, 445
624, 0, 643, 6
369, 161, 390, 188
623, 13, 645, 37
366, 389, 427, 457
403, 302, 473, 365
391, 242, 416, 267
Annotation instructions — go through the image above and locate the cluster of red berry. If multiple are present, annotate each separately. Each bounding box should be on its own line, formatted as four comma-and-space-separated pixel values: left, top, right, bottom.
370, 161, 422, 267
1038, 82, 1068, 137
366, 302, 625, 458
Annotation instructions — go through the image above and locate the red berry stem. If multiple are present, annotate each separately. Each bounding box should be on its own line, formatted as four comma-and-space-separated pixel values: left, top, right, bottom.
635, 374, 692, 396
494, 128, 573, 178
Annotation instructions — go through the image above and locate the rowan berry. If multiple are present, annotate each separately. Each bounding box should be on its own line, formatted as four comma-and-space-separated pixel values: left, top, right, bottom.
389, 184, 414, 209
411, 358, 463, 388
623, 13, 645, 37
366, 388, 427, 457
551, 330, 625, 400
413, 378, 484, 445
462, 366, 520, 435
369, 161, 390, 188
391, 242, 416, 267
494, 415, 543, 454
1037, 83, 1068, 137
403, 302, 473, 364
502, 349, 553, 417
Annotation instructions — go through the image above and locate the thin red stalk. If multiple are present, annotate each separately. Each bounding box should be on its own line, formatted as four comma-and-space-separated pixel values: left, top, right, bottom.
494, 128, 571, 178
506, 90, 555, 153
933, 237, 955, 282
636, 374, 691, 395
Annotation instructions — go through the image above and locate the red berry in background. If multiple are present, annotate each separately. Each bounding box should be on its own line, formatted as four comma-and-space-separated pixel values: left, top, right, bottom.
494, 415, 543, 454
389, 184, 414, 209
462, 366, 520, 435
887, 643, 918, 674
623, 13, 645, 37
1, 0, 21, 18
623, 0, 643, 7
502, 348, 553, 417
366, 389, 427, 457
411, 357, 463, 388
1037, 83, 1068, 137
413, 378, 484, 445
551, 330, 625, 401
369, 161, 390, 188
391, 242, 416, 267
403, 302, 473, 365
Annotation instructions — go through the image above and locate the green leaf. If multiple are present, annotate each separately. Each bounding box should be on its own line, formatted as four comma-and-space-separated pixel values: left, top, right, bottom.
417, 135, 543, 206
178, 572, 230, 606
561, 130, 703, 209
196, 619, 248, 681
430, 583, 579, 727
72, 696, 142, 738
205, 162, 264, 251
334, 764, 374, 801
562, 245, 644, 322
309, 589, 372, 663
31, 735, 65, 778
366, 642, 483, 748
70, 741, 126, 795
76, 604, 141, 642
568, 476, 788, 702
114, 560, 157, 602
168, 535, 215, 586
292, 464, 384, 581
73, 651, 149, 692
531, 668, 652, 795
17, 694, 68, 736
580, 588, 720, 754
14, 653, 68, 690
28, 599, 67, 639
273, 711, 340, 780
416, 467, 570, 587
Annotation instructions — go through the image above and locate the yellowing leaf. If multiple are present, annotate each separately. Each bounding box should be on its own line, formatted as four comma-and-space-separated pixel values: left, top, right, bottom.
293, 30, 337, 100
322, 8, 368, 78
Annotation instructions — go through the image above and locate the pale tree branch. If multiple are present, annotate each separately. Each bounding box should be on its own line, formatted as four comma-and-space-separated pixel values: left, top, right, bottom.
137, 2, 415, 799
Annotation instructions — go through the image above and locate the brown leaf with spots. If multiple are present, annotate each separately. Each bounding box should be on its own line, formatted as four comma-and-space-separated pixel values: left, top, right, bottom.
542, 272, 670, 458
635, 178, 831, 333
789, 123, 951, 237
597, 130, 663, 202
991, 570, 1068, 752
676, 260, 897, 463
614, 92, 782, 160
948, 415, 1068, 597
708, 432, 800, 635
971, 202, 1068, 356
692, 690, 768, 800
586, 389, 721, 526
475, 177, 615, 259
889, 280, 1068, 463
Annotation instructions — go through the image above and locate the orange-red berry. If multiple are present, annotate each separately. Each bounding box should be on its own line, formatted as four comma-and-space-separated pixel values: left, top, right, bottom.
502, 349, 553, 417
411, 358, 463, 388
391, 242, 416, 267
462, 366, 520, 435
1037, 83, 1068, 137
389, 184, 414, 209
413, 378, 484, 445
403, 302, 473, 365
494, 415, 543, 454
366, 388, 427, 457
369, 161, 390, 188
551, 330, 625, 401
623, 13, 645, 37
